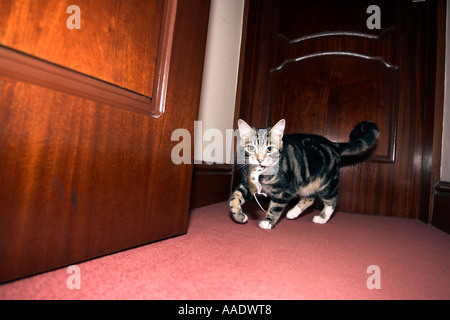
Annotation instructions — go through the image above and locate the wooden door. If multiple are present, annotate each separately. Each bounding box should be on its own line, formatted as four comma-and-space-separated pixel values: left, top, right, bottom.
0, 0, 210, 283
236, 0, 440, 221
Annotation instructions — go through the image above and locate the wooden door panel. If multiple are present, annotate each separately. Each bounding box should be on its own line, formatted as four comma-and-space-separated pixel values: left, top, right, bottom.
276, 0, 396, 41
0, 76, 163, 279
0, 0, 210, 283
269, 53, 398, 162
0, 0, 164, 96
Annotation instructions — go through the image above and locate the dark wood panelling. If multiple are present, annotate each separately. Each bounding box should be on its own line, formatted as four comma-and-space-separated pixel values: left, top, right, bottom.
422, 0, 446, 223
268, 52, 399, 163
276, 0, 395, 42
0, 0, 210, 283
432, 182, 450, 234
190, 164, 233, 209
429, 0, 447, 222
0, 0, 163, 96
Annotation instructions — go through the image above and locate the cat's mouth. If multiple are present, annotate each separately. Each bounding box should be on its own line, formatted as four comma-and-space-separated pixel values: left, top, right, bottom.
257, 165, 271, 175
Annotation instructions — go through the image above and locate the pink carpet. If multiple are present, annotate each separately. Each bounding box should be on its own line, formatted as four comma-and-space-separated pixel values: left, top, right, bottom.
1, 201, 450, 300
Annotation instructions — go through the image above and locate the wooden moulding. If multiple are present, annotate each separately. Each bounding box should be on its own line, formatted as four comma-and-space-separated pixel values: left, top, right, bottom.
267, 52, 400, 163
432, 181, 450, 234
0, 0, 178, 118
190, 163, 234, 209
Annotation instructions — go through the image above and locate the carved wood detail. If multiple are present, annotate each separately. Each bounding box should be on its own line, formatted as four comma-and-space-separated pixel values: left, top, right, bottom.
268, 52, 399, 163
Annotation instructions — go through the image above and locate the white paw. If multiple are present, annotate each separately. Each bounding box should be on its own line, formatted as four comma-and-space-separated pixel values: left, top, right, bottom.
313, 206, 334, 224
259, 220, 273, 229
231, 212, 248, 224
312, 215, 327, 224
286, 207, 301, 220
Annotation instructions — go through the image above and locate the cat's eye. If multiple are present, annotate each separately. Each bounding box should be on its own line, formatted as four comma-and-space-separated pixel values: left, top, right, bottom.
245, 145, 256, 153
266, 146, 274, 153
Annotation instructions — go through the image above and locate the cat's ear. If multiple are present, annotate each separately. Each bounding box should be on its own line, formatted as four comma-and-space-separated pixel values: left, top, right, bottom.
237, 119, 253, 139
271, 119, 285, 139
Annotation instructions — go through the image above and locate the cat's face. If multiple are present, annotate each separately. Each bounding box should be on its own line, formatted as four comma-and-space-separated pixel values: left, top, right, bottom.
238, 119, 285, 171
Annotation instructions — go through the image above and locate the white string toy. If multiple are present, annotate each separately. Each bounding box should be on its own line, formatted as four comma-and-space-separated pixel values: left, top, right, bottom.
249, 167, 268, 214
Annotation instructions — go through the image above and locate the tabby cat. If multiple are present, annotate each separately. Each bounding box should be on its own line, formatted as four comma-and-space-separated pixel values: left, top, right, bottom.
229, 119, 379, 229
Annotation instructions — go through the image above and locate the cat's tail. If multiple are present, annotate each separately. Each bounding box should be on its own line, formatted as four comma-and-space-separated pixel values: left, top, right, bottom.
336, 121, 379, 156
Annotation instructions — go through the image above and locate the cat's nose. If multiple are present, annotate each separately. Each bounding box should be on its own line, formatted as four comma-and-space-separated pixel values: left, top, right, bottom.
257, 154, 264, 163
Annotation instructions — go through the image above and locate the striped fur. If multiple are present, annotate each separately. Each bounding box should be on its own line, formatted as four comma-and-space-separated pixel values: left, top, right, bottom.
229, 119, 379, 229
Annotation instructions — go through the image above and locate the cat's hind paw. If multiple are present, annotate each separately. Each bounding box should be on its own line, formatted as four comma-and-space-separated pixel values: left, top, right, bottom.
259, 219, 275, 229
312, 206, 334, 224
312, 215, 328, 224
286, 206, 301, 220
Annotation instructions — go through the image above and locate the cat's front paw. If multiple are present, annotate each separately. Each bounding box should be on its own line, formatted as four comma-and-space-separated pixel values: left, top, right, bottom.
230, 211, 248, 224
259, 218, 275, 229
